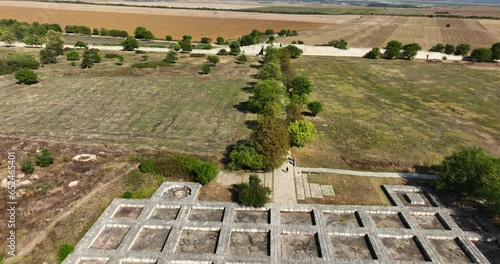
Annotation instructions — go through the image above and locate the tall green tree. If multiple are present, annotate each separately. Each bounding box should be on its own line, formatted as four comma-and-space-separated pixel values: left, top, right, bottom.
164, 51, 178, 63
45, 30, 64, 55
470, 48, 492, 62
288, 120, 318, 147
121, 36, 139, 51
384, 40, 402, 59
429, 43, 445, 53
444, 44, 455, 55
257, 62, 283, 81
1, 32, 17, 46
178, 39, 193, 52
134, 26, 155, 40
229, 41, 241, 55
290, 75, 312, 98
454, 43, 470, 56
490, 42, 500, 60
228, 140, 264, 171
253, 115, 290, 169
23, 34, 44, 47
248, 80, 285, 112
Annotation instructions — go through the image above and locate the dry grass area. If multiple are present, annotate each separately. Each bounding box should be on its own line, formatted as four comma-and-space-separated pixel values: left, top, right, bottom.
303, 174, 430, 206
0, 2, 325, 40
0, 47, 257, 155
279, 16, 500, 50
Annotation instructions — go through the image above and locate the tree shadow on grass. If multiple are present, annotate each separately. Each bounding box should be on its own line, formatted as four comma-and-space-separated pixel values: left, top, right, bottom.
230, 184, 241, 203
233, 101, 250, 113
245, 120, 258, 130
301, 111, 314, 117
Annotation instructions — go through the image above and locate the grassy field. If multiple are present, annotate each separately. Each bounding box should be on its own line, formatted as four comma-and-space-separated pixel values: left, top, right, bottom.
292, 56, 500, 171
303, 174, 430, 205
279, 16, 500, 50
0, 48, 256, 155
244, 6, 422, 15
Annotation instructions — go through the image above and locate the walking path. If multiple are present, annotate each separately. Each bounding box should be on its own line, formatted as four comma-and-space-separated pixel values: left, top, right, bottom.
0, 41, 465, 61
271, 153, 297, 204
296, 167, 438, 180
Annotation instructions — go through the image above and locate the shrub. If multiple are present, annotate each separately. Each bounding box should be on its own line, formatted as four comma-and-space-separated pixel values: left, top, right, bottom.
70, 61, 76, 66
281, 45, 303, 58
228, 140, 264, 171
328, 39, 348, 49
74, 40, 87, 49
0, 54, 39, 75
229, 41, 241, 55
65, 50, 80, 61
307, 101, 323, 116
14, 68, 38, 85
289, 120, 318, 147
364, 47, 381, 59
470, 48, 492, 62
217, 49, 229, 56
200, 64, 211, 74
57, 244, 74, 263
189, 53, 205, 57
298, 40, 304, 44
454, 43, 470, 56
165, 35, 173, 41
88, 49, 101, 63
36, 148, 54, 167
21, 160, 34, 174
191, 162, 218, 184
104, 53, 119, 58
237, 174, 271, 207
216, 36, 225, 45
122, 191, 133, 199
139, 159, 158, 173
429, 43, 445, 53
141, 54, 148, 61
134, 26, 155, 40
286, 102, 304, 123
236, 54, 248, 64
134, 50, 146, 54
207, 55, 220, 66
164, 51, 178, 64
444, 44, 455, 55
122, 36, 139, 51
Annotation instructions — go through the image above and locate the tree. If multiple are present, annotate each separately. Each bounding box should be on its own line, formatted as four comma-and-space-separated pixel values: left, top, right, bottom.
200, 37, 212, 44
80, 50, 94, 69
261, 101, 284, 119
288, 120, 318, 147
216, 36, 225, 45
470, 48, 492, 62
92, 28, 99, 35
134, 26, 155, 40
45, 30, 64, 55
364, 47, 381, 59
258, 62, 283, 81
23, 34, 44, 47
286, 102, 304, 123
248, 80, 285, 112
1, 32, 16, 46
74, 40, 87, 49
384, 40, 402, 59
229, 41, 241, 55
228, 140, 264, 171
436, 147, 500, 211
328, 39, 348, 49
264, 46, 282, 63
57, 244, 74, 263
281, 45, 303, 58
165, 35, 173, 41
20, 160, 34, 174
171, 43, 181, 51
207, 55, 220, 66
164, 51, 178, 63
88, 49, 101, 63
290, 75, 312, 99
36, 147, 54, 167
490, 42, 500, 60
66, 50, 80, 61
240, 34, 257, 46
200, 64, 211, 74
39, 48, 57, 64
307, 101, 323, 116
280, 50, 295, 87
454, 43, 470, 56
253, 115, 290, 169
444, 44, 455, 55
265, 29, 275, 35
182, 35, 192, 42
122, 36, 139, 51
14, 68, 38, 85
178, 39, 193, 52
191, 162, 218, 184
268, 35, 275, 43
429, 43, 445, 53
237, 174, 271, 207
401, 45, 419, 60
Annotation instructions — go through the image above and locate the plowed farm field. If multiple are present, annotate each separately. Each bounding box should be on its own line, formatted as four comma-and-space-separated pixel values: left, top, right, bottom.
279, 16, 500, 50
0, 2, 325, 40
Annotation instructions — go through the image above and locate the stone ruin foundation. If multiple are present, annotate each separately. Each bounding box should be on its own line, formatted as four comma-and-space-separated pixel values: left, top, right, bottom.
64, 183, 499, 264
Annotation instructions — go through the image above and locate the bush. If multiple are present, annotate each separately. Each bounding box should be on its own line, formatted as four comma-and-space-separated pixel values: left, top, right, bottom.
139, 159, 158, 173
288, 120, 318, 147
429, 43, 445, 53
14, 68, 38, 85
228, 140, 264, 171
57, 244, 74, 263
454, 43, 470, 56
134, 26, 155, 40
235, 54, 248, 64
328, 39, 348, 49
442, 56, 447, 60
281, 45, 303, 58
88, 49, 101, 63
444, 44, 455, 55
0, 54, 39, 75
70, 61, 76, 66
21, 160, 34, 174
122, 36, 139, 51
191, 162, 218, 184
164, 51, 178, 64
470, 48, 492, 62
189, 53, 205, 57
237, 174, 271, 207
122, 191, 133, 199
165, 35, 173, 41
286, 102, 304, 123
207, 55, 219, 66
36, 148, 54, 167
307, 101, 323, 116
200, 64, 211, 74
65, 50, 80, 61
217, 49, 229, 56
104, 53, 119, 58
364, 47, 381, 59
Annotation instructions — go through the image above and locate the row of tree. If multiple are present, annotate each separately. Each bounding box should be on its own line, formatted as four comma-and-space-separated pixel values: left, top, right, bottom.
228, 44, 323, 171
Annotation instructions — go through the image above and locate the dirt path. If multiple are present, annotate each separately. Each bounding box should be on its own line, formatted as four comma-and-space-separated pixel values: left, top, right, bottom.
15, 164, 137, 257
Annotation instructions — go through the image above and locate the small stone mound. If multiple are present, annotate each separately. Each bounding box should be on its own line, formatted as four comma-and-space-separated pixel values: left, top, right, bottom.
162, 186, 191, 200
73, 154, 97, 162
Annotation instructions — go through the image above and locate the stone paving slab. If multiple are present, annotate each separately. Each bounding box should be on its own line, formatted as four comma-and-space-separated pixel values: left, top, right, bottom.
309, 183, 323, 199
321, 185, 335, 197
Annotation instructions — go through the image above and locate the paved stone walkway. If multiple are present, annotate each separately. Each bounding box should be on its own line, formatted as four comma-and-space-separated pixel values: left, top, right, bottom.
271, 154, 297, 204
296, 167, 438, 180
